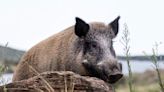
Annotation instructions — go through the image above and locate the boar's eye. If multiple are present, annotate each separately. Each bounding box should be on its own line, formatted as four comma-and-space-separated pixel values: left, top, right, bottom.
86, 41, 98, 49
90, 42, 97, 49
84, 41, 99, 55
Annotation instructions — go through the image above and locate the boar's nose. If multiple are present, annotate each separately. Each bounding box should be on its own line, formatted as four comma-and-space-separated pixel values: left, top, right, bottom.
108, 72, 123, 84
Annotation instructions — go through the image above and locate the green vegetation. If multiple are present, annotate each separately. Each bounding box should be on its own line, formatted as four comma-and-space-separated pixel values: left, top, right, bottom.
151, 43, 164, 92
116, 69, 164, 92
120, 23, 134, 92
117, 24, 164, 92
0, 63, 8, 92
0, 43, 9, 92
117, 83, 160, 92
0, 43, 9, 84
143, 42, 164, 92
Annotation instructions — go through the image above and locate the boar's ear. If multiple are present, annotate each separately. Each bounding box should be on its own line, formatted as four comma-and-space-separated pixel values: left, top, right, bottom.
75, 17, 89, 38
109, 16, 120, 37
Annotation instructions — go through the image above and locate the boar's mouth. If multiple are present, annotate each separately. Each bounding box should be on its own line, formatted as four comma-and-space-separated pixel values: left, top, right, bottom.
91, 68, 122, 84
107, 73, 123, 83
82, 61, 123, 84
97, 68, 123, 84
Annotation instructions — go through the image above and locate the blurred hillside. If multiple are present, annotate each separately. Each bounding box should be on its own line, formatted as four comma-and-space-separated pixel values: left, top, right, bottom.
0, 45, 25, 64
0, 45, 164, 64
118, 55, 164, 61
0, 45, 25, 73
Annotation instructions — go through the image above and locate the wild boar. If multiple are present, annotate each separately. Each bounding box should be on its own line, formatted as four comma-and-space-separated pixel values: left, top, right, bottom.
13, 16, 123, 84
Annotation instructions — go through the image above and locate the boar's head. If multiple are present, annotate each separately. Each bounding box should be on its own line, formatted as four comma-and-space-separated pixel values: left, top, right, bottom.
74, 16, 123, 84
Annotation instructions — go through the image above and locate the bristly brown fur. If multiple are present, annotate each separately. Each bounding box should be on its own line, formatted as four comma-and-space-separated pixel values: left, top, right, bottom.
13, 17, 122, 83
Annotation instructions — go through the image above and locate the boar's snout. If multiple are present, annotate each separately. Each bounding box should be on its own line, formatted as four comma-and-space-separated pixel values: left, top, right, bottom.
104, 62, 123, 84
108, 72, 123, 84
82, 60, 123, 84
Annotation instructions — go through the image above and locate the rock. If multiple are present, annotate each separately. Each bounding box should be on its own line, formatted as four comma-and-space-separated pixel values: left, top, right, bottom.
0, 71, 114, 92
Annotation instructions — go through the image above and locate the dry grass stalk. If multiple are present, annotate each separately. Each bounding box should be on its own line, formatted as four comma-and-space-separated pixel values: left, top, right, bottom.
25, 62, 55, 92
120, 23, 134, 92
